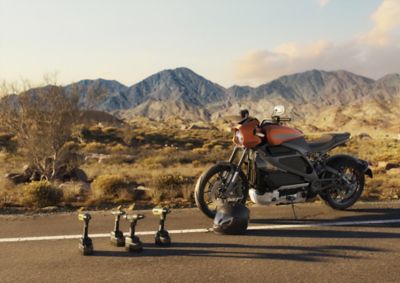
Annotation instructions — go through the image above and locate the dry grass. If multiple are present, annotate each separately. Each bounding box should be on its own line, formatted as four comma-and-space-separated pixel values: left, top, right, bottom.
150, 174, 194, 201
0, 178, 17, 207
59, 181, 89, 203
331, 136, 400, 200
21, 181, 63, 208
88, 174, 143, 205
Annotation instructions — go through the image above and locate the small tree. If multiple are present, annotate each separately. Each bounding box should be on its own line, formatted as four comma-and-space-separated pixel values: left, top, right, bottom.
0, 80, 82, 180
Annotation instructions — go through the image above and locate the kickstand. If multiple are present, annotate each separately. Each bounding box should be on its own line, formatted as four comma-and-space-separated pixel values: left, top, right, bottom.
290, 201, 298, 221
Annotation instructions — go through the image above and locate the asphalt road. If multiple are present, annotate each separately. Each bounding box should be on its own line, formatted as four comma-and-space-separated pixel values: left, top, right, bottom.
0, 201, 400, 283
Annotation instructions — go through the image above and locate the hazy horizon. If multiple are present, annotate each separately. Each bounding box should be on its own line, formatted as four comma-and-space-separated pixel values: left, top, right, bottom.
1, 0, 400, 87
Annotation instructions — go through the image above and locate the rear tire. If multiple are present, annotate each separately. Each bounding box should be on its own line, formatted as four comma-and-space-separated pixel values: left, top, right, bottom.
195, 163, 248, 219
321, 158, 365, 210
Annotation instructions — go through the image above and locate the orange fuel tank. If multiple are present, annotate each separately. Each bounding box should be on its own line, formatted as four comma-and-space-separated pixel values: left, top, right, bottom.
263, 125, 304, 146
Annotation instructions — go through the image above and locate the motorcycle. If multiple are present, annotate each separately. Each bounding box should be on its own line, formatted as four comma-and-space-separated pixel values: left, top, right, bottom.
195, 105, 373, 218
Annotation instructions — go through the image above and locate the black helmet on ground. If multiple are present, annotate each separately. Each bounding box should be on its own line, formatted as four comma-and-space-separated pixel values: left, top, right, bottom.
213, 202, 250, 235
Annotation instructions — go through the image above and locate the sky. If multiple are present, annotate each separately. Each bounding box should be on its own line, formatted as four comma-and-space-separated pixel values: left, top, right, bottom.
1, 0, 399, 87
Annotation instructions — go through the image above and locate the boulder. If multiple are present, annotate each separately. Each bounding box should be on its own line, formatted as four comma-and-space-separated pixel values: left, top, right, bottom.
385, 163, 400, 171
358, 133, 372, 140
70, 168, 88, 182
6, 173, 30, 184
23, 165, 41, 181
56, 167, 88, 182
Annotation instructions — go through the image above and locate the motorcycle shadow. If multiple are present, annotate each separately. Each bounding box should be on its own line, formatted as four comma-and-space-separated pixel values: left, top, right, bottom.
249, 207, 400, 228
245, 227, 400, 239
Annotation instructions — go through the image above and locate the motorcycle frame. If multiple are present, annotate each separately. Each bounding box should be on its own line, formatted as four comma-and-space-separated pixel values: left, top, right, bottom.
226, 145, 339, 194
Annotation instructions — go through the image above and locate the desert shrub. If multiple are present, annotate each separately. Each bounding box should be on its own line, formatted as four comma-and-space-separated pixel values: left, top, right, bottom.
151, 174, 194, 201
149, 188, 165, 204
22, 181, 63, 208
213, 144, 224, 151
110, 144, 129, 154
84, 142, 108, 153
0, 178, 17, 207
103, 127, 118, 134
80, 126, 124, 144
362, 187, 384, 200
90, 174, 138, 203
192, 160, 201, 167
153, 174, 192, 190
0, 133, 17, 153
184, 143, 194, 149
141, 150, 199, 168
192, 148, 208, 155
101, 155, 135, 165
59, 181, 89, 203
127, 135, 145, 146
140, 155, 165, 169
178, 184, 194, 201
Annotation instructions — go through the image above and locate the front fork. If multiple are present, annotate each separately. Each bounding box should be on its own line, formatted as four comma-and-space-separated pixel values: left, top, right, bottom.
225, 147, 248, 195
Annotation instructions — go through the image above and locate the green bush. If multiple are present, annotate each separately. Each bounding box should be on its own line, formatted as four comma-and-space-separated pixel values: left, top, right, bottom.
22, 181, 63, 208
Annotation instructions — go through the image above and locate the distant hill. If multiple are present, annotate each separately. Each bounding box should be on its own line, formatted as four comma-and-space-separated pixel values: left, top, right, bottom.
6, 67, 400, 135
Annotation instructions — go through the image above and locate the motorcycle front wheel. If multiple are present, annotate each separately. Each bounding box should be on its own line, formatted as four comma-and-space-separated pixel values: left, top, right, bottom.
194, 163, 248, 219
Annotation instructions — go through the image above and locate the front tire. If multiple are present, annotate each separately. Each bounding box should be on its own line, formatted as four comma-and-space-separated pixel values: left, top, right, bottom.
195, 163, 248, 219
321, 158, 365, 210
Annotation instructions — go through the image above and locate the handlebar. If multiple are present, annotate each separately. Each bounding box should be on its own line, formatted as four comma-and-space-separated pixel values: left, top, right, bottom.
261, 116, 291, 125
239, 109, 291, 125
276, 117, 292, 122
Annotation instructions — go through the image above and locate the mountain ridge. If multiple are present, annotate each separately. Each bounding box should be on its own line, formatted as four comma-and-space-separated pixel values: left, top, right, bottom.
66, 67, 398, 119
5, 67, 399, 134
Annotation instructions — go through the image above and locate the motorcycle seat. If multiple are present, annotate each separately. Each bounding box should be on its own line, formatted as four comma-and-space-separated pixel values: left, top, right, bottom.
307, 132, 350, 153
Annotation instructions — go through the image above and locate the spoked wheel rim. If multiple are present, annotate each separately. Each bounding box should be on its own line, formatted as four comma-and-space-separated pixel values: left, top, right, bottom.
328, 166, 362, 205
202, 169, 245, 214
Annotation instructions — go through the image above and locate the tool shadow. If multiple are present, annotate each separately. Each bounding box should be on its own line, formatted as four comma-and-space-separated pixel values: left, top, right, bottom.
92, 228, 390, 262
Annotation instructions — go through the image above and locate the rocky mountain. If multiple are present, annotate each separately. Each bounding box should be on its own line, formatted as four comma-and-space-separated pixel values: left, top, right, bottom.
66, 68, 396, 118
65, 79, 129, 111
7, 67, 399, 134
67, 67, 227, 120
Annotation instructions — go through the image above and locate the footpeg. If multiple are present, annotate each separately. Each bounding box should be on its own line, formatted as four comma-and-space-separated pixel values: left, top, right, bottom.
78, 213, 93, 256
153, 207, 171, 247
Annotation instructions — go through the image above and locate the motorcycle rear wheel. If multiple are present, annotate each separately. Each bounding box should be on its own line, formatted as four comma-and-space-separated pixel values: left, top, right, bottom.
194, 163, 248, 219
321, 159, 365, 210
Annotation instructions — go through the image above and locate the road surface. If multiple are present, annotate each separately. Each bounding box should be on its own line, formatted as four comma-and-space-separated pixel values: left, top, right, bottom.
0, 201, 399, 283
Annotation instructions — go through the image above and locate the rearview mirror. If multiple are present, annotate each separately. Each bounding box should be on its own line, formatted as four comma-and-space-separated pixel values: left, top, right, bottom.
239, 109, 249, 119
272, 105, 285, 117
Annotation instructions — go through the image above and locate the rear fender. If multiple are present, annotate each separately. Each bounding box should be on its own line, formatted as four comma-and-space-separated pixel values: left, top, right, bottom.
325, 154, 373, 178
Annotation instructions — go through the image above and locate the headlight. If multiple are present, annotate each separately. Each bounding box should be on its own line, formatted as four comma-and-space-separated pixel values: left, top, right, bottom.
235, 130, 244, 145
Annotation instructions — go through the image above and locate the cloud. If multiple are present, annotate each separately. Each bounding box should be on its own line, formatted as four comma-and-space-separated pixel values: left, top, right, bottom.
235, 0, 400, 86
362, 0, 400, 45
318, 0, 331, 7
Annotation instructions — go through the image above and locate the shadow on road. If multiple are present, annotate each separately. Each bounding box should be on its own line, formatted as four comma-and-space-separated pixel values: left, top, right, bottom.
88, 206, 397, 262
250, 207, 400, 228
92, 241, 386, 262
246, 228, 400, 238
